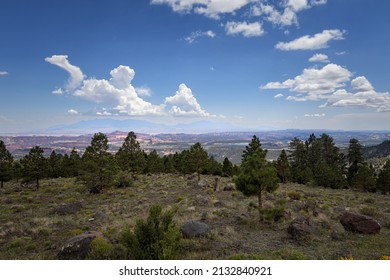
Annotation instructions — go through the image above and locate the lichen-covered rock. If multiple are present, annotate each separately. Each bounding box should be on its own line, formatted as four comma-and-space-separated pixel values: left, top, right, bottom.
181, 221, 210, 238
287, 217, 316, 240
58, 231, 102, 260
340, 212, 380, 234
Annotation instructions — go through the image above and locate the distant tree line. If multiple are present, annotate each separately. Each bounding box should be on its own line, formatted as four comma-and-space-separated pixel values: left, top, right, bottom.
1, 132, 389, 195
0, 132, 238, 193
274, 133, 389, 193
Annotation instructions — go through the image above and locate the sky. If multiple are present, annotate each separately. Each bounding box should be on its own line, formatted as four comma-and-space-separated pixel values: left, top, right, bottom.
1, 0, 390, 134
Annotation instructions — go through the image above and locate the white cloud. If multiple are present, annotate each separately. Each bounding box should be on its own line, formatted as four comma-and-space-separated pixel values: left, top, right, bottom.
262, 63, 352, 100
67, 109, 80, 115
47, 56, 217, 118
225, 21, 264, 37
351, 76, 374, 92
0, 71, 8, 76
322, 77, 390, 112
274, 93, 284, 98
304, 113, 325, 117
151, 0, 253, 19
309, 53, 329, 63
135, 86, 152, 97
165, 83, 213, 117
185, 30, 215, 44
276, 29, 346, 51
45, 55, 84, 91
52, 88, 64, 95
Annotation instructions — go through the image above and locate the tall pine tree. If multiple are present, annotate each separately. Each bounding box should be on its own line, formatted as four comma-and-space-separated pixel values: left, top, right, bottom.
0, 140, 13, 188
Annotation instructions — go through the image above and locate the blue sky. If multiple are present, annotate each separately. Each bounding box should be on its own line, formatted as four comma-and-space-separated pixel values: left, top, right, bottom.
1, 0, 390, 133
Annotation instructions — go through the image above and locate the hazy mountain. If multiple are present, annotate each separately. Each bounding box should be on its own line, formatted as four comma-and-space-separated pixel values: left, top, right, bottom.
364, 140, 390, 159
46, 118, 244, 134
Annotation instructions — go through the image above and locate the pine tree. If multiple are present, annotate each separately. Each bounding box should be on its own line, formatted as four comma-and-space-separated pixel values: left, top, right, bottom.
222, 157, 234, 177
145, 150, 164, 173
21, 146, 47, 189
116, 131, 146, 174
289, 137, 312, 184
276, 149, 291, 183
81, 133, 118, 193
347, 138, 365, 184
235, 148, 279, 216
0, 140, 13, 188
377, 159, 390, 194
242, 135, 262, 162
188, 143, 209, 181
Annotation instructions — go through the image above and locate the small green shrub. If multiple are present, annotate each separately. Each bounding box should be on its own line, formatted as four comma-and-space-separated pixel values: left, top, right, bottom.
287, 191, 301, 200
260, 206, 285, 222
120, 204, 181, 260
115, 171, 134, 188
360, 206, 378, 217
87, 236, 114, 260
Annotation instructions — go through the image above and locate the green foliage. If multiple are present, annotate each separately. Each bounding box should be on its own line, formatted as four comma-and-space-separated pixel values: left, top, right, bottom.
80, 133, 118, 193
242, 135, 262, 162
0, 140, 13, 188
114, 171, 134, 188
87, 236, 114, 260
350, 164, 377, 192
188, 142, 209, 180
377, 159, 390, 194
116, 131, 146, 174
145, 150, 164, 173
259, 206, 285, 222
20, 146, 47, 188
120, 204, 181, 260
222, 157, 234, 177
276, 149, 291, 183
347, 138, 365, 183
235, 144, 279, 211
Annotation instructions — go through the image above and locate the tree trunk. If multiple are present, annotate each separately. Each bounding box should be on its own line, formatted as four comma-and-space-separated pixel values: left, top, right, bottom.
36, 177, 39, 189
1, 180, 3, 188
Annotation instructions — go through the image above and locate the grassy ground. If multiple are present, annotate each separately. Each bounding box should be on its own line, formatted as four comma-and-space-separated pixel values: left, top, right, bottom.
1, 174, 390, 260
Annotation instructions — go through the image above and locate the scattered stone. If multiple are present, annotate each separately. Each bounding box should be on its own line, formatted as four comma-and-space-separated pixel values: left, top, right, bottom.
198, 179, 209, 188
187, 206, 196, 212
223, 183, 236, 191
53, 202, 82, 215
93, 211, 108, 221
340, 212, 381, 234
181, 221, 210, 238
287, 217, 316, 240
58, 231, 103, 260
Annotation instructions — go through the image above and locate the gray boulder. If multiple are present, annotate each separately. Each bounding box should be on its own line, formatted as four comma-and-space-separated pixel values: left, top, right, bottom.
287, 217, 316, 240
223, 183, 236, 191
181, 221, 210, 238
58, 231, 102, 260
340, 212, 380, 234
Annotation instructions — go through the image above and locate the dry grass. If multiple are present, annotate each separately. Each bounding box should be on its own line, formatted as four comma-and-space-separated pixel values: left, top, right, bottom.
1, 174, 390, 260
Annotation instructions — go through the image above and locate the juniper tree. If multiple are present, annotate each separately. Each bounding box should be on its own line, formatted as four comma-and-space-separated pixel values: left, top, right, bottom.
0, 140, 13, 188
188, 142, 209, 181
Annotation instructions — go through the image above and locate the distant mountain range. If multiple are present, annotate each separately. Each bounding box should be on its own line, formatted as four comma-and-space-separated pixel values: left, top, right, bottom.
47, 118, 245, 134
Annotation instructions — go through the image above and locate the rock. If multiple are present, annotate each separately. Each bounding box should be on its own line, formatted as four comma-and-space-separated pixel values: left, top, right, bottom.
53, 202, 82, 215
58, 231, 103, 260
331, 231, 341, 241
181, 221, 210, 238
93, 211, 108, 221
198, 179, 209, 188
187, 173, 198, 181
223, 183, 236, 191
340, 212, 380, 234
287, 217, 316, 240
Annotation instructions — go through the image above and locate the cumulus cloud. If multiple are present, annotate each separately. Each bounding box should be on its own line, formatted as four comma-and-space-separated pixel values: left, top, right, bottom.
184, 30, 215, 44
165, 83, 213, 117
322, 77, 390, 112
262, 63, 352, 100
47, 55, 216, 118
151, 0, 253, 19
309, 53, 329, 63
45, 55, 84, 91
276, 29, 346, 51
0, 71, 8, 76
67, 109, 80, 115
225, 21, 264, 37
